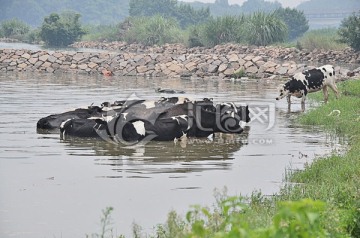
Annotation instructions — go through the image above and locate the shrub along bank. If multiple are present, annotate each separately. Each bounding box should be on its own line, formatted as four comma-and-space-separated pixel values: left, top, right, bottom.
141, 79, 360, 237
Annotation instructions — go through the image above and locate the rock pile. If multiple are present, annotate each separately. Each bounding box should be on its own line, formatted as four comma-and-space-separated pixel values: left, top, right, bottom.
72, 41, 360, 65
1, 44, 359, 79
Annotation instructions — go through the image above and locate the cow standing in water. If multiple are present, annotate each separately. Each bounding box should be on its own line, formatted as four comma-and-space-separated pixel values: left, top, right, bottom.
276, 64, 339, 111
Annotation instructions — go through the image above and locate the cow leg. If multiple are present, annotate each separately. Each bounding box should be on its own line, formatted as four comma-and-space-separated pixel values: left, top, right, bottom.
329, 83, 339, 99
301, 93, 306, 112
285, 95, 291, 112
286, 94, 291, 104
323, 85, 329, 103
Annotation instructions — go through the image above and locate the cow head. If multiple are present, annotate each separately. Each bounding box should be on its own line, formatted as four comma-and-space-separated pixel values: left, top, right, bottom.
37, 106, 102, 130
276, 84, 289, 101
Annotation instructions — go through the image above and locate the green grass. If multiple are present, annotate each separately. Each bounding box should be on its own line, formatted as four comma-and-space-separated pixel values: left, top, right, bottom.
297, 28, 348, 51
82, 24, 121, 42
287, 79, 360, 236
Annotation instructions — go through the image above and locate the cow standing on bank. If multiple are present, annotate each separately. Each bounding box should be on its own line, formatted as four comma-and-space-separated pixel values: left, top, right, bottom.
276, 65, 339, 110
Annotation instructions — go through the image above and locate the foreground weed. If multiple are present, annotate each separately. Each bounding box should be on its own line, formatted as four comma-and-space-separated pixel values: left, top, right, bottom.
88, 207, 125, 238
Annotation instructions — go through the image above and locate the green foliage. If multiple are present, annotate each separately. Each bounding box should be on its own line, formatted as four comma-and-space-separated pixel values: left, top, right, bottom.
274, 8, 309, 40
297, 28, 348, 51
129, 0, 211, 28
40, 12, 86, 46
83, 24, 120, 42
0, 0, 129, 26
0, 18, 30, 39
175, 3, 211, 28
269, 199, 327, 238
299, 79, 360, 136
243, 11, 287, 46
155, 197, 327, 237
187, 25, 204, 48
338, 11, 360, 51
155, 210, 187, 238
25, 28, 41, 43
88, 207, 125, 238
194, 15, 246, 47
188, 12, 287, 48
124, 15, 185, 46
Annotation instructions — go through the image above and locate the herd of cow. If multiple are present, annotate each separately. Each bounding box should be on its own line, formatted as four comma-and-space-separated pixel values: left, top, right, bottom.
37, 64, 338, 143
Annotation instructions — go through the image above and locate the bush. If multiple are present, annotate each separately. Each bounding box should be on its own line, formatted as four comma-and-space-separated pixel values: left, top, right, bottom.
40, 12, 86, 47
243, 11, 288, 46
0, 18, 30, 40
25, 28, 41, 44
274, 7, 309, 40
153, 196, 327, 237
187, 12, 287, 48
187, 25, 204, 48
82, 24, 120, 42
338, 11, 360, 51
129, 0, 211, 28
124, 15, 185, 46
297, 28, 347, 51
194, 15, 245, 48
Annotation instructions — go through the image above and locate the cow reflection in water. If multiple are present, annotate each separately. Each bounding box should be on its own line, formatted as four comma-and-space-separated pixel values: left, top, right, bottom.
60, 127, 249, 173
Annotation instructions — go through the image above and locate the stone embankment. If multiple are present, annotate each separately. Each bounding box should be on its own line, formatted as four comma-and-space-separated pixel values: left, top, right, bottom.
1, 42, 359, 79
72, 41, 360, 65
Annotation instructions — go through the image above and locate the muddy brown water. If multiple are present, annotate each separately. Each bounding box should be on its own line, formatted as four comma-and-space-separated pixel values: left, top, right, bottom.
0, 72, 343, 238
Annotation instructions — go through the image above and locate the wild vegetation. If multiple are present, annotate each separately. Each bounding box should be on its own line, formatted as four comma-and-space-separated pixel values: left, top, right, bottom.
274, 7, 309, 40
0, 0, 129, 26
129, 0, 211, 28
0, 0, 303, 48
39, 12, 86, 47
338, 11, 360, 51
0, 18, 30, 40
124, 15, 186, 46
3, 0, 360, 51
296, 28, 348, 51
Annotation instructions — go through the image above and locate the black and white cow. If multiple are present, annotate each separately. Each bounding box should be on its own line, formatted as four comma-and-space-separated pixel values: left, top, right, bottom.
37, 97, 189, 131
276, 64, 339, 109
60, 114, 191, 142
37, 105, 103, 130
59, 98, 250, 142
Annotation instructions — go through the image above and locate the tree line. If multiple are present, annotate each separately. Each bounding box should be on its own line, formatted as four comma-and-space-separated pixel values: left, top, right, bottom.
0, 0, 359, 51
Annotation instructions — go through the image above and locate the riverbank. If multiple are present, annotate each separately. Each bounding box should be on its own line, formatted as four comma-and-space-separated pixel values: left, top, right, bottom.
1, 42, 360, 80
71, 41, 360, 66
143, 79, 360, 237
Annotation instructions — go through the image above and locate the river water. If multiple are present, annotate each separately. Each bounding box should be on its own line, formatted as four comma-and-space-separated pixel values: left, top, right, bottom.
0, 72, 342, 238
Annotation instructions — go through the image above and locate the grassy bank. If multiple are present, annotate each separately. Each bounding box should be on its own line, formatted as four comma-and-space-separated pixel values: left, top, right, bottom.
141, 79, 360, 238
282, 79, 360, 236
296, 28, 347, 51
